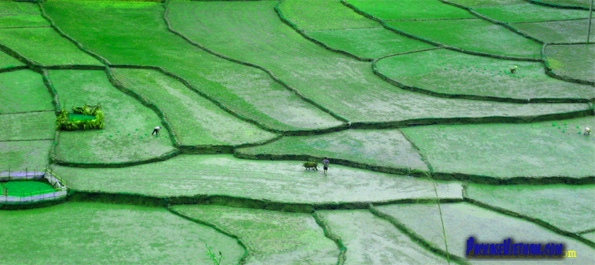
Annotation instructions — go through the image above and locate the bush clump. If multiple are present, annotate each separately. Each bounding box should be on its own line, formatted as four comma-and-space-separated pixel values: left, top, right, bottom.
56, 104, 104, 131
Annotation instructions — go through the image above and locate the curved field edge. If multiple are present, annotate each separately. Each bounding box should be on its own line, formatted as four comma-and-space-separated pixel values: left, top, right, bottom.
47, 69, 178, 165
41, 0, 345, 132
341, 0, 543, 60
235, 129, 430, 173
169, 204, 339, 264
400, 116, 595, 180
375, 202, 595, 262
461, 194, 595, 248
163, 0, 350, 126
373, 49, 594, 102
0, 202, 245, 264
49, 154, 464, 204
544, 43, 595, 86
465, 183, 595, 233
164, 0, 590, 124
317, 209, 452, 264
109, 68, 279, 147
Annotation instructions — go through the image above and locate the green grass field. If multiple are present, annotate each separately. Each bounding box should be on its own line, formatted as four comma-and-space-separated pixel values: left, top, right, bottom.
51, 154, 462, 203
1, 0, 594, 263
167, 1, 586, 123
346, 0, 475, 20
279, 0, 378, 31
474, 2, 589, 23
446, 0, 527, 8
318, 210, 447, 264
386, 19, 542, 59
0, 70, 53, 114
0, 202, 244, 264
0, 140, 52, 172
533, 0, 592, 8
467, 184, 595, 233
376, 202, 595, 264
172, 205, 338, 265
585, 232, 595, 243
545, 44, 595, 83
0, 27, 103, 66
308, 28, 434, 59
49, 70, 176, 164
0, 1, 49, 28
375, 48, 594, 99
111, 68, 277, 146
0, 51, 24, 69
513, 18, 595, 43
237, 129, 429, 171
0, 112, 55, 141
279, 0, 434, 59
43, 0, 341, 131
401, 116, 595, 178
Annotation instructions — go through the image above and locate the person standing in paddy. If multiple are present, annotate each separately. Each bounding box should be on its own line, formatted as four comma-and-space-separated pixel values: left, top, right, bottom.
152, 126, 161, 136
322, 157, 330, 176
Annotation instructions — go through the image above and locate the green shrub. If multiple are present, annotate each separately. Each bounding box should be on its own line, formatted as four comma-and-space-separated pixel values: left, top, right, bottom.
56, 104, 104, 131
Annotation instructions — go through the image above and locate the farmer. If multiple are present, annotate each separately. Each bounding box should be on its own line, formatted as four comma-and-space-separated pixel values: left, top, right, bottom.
152, 126, 161, 136
584, 127, 591, 136
322, 157, 330, 176
510, 65, 518, 74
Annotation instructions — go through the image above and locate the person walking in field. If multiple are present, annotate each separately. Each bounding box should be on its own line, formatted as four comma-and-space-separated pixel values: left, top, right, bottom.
152, 126, 161, 136
322, 157, 330, 176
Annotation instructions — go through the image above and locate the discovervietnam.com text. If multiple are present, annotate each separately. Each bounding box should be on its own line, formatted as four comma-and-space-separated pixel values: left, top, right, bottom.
466, 237, 565, 258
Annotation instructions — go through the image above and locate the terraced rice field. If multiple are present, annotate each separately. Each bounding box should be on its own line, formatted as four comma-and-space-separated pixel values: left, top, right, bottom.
1, 0, 593, 264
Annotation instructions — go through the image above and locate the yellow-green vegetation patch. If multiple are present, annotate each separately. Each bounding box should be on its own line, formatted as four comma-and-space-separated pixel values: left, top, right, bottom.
166, 1, 585, 122
512, 19, 595, 43
44, 0, 340, 131
376, 49, 594, 99
474, 3, 589, 23
376, 202, 595, 264
467, 184, 595, 233
0, 27, 102, 66
545, 44, 595, 84
0, 1, 49, 28
1, 112, 55, 141
279, 0, 378, 31
171, 205, 338, 265
0, 202, 244, 264
401, 116, 595, 179
237, 129, 429, 172
346, 0, 475, 20
0, 140, 51, 171
0, 51, 24, 68
386, 19, 542, 59
318, 210, 447, 264
0, 70, 53, 114
52, 154, 463, 203
49, 70, 176, 164
111, 68, 277, 146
